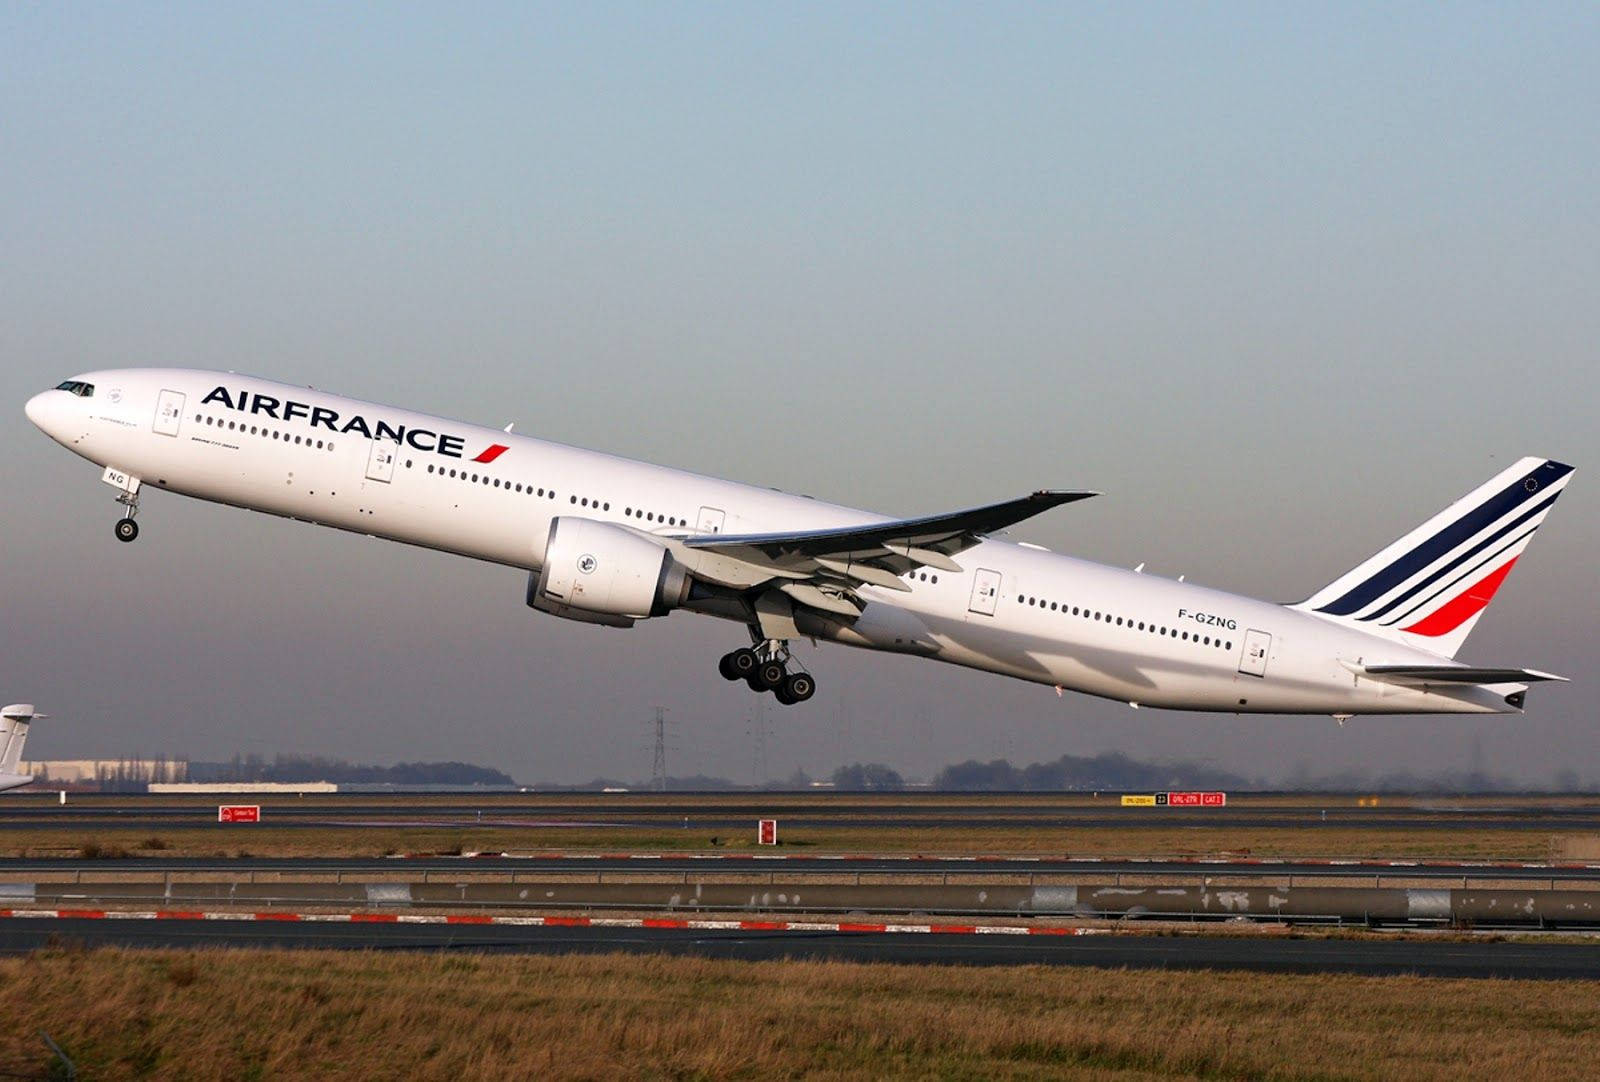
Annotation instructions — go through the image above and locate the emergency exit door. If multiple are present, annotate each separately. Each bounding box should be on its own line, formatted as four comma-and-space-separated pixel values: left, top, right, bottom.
968, 568, 1002, 616
697, 506, 726, 534
154, 389, 185, 437
1238, 629, 1271, 677
365, 440, 396, 483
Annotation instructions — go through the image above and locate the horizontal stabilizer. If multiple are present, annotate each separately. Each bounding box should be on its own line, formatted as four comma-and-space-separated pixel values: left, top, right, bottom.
1359, 665, 1568, 685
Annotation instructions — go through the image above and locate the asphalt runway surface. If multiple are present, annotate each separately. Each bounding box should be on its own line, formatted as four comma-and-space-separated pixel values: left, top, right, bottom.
4, 917, 1597, 978
1, 854, 1595, 881
5, 797, 1600, 831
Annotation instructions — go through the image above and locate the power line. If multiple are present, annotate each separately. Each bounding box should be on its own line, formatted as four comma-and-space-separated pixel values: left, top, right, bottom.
651, 706, 668, 792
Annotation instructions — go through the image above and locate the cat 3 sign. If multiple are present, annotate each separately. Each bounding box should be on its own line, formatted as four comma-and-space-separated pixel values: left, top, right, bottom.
1120, 792, 1227, 807
217, 804, 261, 823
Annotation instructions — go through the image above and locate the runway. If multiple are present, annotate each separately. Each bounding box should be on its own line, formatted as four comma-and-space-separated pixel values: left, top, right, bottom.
4, 914, 1597, 978
4, 794, 1600, 832
3, 853, 1596, 881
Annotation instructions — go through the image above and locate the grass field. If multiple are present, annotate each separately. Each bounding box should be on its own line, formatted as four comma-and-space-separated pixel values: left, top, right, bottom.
3, 791, 1594, 861
0, 824, 1582, 861
1, 946, 1597, 1080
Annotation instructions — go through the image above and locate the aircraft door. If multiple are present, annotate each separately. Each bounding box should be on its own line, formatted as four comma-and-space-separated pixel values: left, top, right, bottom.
968, 568, 1002, 616
1238, 629, 1271, 677
696, 507, 726, 534
365, 439, 397, 483
154, 390, 186, 437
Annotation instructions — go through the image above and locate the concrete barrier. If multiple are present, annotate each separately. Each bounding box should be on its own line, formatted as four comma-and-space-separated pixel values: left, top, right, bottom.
6, 879, 1600, 926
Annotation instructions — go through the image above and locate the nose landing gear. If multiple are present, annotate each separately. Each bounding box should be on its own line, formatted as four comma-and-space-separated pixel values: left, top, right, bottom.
113, 484, 141, 543
717, 639, 816, 706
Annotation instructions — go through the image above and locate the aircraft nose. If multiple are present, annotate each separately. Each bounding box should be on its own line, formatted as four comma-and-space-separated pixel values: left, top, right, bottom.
25, 390, 68, 440
24, 391, 52, 429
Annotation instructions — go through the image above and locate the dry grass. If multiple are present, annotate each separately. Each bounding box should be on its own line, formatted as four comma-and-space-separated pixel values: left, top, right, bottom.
0, 824, 1569, 861
0, 947, 1596, 1080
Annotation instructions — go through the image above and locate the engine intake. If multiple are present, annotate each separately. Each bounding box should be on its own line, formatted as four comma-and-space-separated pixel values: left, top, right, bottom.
527, 517, 691, 628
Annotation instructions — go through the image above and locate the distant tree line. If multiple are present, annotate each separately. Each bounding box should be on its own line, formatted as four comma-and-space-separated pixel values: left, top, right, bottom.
932, 752, 1253, 792
830, 763, 905, 791
191, 754, 515, 787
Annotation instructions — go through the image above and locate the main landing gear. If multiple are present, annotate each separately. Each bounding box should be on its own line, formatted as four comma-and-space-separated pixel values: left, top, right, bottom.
718, 639, 816, 706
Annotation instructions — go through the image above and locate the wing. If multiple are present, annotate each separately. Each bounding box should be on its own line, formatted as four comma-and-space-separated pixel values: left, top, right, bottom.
680, 490, 1095, 616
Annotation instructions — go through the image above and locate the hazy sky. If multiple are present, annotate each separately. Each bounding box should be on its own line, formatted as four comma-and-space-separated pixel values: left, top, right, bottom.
4, 4, 1596, 786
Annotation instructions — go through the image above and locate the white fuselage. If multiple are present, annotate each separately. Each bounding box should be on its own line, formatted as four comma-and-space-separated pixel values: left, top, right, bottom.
26, 369, 1521, 715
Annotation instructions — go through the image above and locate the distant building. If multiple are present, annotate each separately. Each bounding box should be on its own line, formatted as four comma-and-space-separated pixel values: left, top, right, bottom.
21, 758, 189, 791
149, 781, 338, 794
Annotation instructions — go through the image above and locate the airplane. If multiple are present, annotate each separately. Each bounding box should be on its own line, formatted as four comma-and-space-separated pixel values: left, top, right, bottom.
0, 705, 46, 792
26, 370, 1573, 715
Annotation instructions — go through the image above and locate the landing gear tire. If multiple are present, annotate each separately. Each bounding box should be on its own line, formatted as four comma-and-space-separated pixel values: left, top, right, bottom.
754, 660, 787, 691
115, 517, 139, 543
780, 672, 816, 704
721, 648, 759, 682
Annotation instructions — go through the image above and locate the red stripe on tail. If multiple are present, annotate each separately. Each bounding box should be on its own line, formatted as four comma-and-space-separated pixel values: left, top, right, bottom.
1402, 559, 1518, 637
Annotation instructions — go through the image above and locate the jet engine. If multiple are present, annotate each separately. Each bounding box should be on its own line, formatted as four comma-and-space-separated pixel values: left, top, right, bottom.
527, 517, 691, 628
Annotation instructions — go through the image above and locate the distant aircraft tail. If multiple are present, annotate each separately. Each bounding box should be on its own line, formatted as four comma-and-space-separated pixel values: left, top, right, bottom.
0, 704, 40, 784
1293, 457, 1575, 659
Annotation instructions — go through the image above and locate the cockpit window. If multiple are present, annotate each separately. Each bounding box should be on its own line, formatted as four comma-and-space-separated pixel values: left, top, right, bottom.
54, 380, 94, 397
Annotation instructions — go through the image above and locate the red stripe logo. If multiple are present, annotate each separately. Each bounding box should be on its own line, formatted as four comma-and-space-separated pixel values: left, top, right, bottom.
1402, 559, 1518, 637
472, 443, 510, 464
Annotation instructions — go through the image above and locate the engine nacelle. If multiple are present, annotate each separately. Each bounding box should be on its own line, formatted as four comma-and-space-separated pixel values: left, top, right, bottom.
527, 517, 690, 628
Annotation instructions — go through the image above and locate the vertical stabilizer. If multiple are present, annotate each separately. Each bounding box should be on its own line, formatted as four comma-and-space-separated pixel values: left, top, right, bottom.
1293, 458, 1574, 658
0, 705, 41, 787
